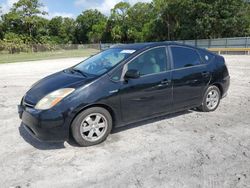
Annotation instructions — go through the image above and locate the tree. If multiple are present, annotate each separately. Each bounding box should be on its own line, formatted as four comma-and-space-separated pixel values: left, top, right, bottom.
75, 9, 106, 43
150, 0, 250, 40
110, 2, 130, 42
1, 32, 28, 53
48, 16, 63, 37
3, 0, 47, 39
88, 21, 106, 43
210, 0, 249, 38
0, 0, 249, 49
61, 18, 76, 43
47, 16, 76, 44
0, 6, 4, 40
247, 3, 250, 35
127, 2, 153, 42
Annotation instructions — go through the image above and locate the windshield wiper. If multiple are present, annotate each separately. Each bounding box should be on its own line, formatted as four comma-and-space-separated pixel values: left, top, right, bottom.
69, 68, 87, 77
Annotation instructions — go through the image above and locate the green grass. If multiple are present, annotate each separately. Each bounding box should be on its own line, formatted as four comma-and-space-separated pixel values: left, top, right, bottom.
0, 48, 100, 64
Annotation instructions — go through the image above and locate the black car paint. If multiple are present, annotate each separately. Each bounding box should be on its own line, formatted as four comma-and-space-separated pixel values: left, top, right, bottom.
24, 71, 95, 105
18, 42, 230, 142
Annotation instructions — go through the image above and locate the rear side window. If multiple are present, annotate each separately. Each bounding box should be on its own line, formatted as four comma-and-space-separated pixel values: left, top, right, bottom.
199, 49, 215, 63
171, 46, 201, 69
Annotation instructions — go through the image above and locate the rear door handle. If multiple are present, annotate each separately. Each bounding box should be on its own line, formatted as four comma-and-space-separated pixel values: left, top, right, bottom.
161, 80, 170, 85
202, 71, 210, 77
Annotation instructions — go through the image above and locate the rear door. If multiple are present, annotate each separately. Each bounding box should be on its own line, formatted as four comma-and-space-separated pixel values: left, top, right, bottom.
119, 47, 173, 123
170, 46, 210, 110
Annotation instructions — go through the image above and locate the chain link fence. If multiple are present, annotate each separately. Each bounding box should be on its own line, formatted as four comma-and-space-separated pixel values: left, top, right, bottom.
1, 37, 249, 55
0, 43, 101, 54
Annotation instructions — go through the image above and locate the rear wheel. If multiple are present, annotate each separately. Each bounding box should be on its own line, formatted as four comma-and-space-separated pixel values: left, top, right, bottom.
199, 85, 221, 112
71, 107, 112, 146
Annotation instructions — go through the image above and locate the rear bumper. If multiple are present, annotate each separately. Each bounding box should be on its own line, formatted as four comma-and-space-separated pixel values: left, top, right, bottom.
18, 105, 68, 142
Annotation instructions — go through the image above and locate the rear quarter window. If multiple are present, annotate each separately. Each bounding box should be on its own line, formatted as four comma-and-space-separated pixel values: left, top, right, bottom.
198, 49, 215, 63
171, 46, 201, 69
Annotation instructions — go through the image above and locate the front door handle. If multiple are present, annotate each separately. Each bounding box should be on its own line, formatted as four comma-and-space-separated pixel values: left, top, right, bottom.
109, 89, 119, 94
158, 79, 171, 87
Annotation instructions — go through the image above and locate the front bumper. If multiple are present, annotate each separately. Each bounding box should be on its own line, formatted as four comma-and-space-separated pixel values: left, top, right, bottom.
18, 104, 68, 142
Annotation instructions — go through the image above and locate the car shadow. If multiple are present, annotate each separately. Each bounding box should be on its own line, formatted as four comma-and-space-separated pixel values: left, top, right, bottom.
19, 123, 66, 150
67, 110, 194, 147
19, 110, 194, 149
111, 110, 193, 134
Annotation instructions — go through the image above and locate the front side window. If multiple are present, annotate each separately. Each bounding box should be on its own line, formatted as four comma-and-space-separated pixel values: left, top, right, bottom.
171, 46, 201, 69
74, 48, 135, 76
127, 47, 168, 76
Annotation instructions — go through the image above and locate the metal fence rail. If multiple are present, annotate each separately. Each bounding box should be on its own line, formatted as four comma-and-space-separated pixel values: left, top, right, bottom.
100, 37, 250, 55
1, 37, 249, 55
176, 37, 250, 48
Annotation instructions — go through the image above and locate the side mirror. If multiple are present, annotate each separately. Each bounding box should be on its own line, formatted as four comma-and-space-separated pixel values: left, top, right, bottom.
124, 69, 140, 79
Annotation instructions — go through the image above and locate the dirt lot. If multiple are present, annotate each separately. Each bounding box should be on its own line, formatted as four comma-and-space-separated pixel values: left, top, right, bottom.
0, 56, 249, 188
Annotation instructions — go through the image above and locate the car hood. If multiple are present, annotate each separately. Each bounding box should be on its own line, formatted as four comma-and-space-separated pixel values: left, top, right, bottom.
24, 71, 93, 105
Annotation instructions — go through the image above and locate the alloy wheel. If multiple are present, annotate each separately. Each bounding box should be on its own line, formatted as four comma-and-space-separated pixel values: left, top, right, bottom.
80, 113, 108, 142
206, 89, 219, 110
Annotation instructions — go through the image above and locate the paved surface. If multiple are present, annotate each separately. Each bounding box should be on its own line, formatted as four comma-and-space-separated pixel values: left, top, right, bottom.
0, 56, 250, 188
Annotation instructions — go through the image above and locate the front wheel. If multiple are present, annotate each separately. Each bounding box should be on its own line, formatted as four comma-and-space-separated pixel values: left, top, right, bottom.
71, 107, 112, 146
199, 85, 221, 112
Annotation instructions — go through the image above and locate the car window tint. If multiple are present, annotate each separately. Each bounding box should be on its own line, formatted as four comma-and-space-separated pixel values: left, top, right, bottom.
199, 49, 215, 63
128, 47, 168, 76
171, 46, 201, 69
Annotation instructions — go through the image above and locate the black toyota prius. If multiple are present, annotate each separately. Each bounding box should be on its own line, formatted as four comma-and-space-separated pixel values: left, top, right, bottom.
18, 42, 230, 146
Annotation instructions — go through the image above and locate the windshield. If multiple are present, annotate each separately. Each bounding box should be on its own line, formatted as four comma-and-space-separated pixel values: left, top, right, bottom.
74, 48, 136, 76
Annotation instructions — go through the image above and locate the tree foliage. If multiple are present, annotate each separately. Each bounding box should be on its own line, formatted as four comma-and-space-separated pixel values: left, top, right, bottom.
0, 0, 249, 53
75, 9, 106, 43
3, 0, 47, 38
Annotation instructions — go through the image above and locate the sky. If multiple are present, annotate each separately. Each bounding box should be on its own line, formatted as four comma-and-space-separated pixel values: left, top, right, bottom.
0, 0, 152, 19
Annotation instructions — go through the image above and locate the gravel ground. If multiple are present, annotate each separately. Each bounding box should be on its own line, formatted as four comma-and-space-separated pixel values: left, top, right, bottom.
0, 56, 249, 188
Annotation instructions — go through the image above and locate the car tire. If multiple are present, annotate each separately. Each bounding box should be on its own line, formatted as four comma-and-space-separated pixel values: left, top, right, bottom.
198, 85, 221, 112
71, 107, 112, 146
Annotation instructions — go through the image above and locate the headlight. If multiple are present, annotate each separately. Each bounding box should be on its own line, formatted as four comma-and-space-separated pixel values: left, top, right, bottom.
35, 88, 75, 110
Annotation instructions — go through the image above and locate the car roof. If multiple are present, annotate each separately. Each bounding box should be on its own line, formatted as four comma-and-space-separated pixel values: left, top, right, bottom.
110, 41, 198, 51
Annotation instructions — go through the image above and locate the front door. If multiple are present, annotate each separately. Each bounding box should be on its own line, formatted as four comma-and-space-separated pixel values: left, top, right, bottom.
119, 47, 173, 123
